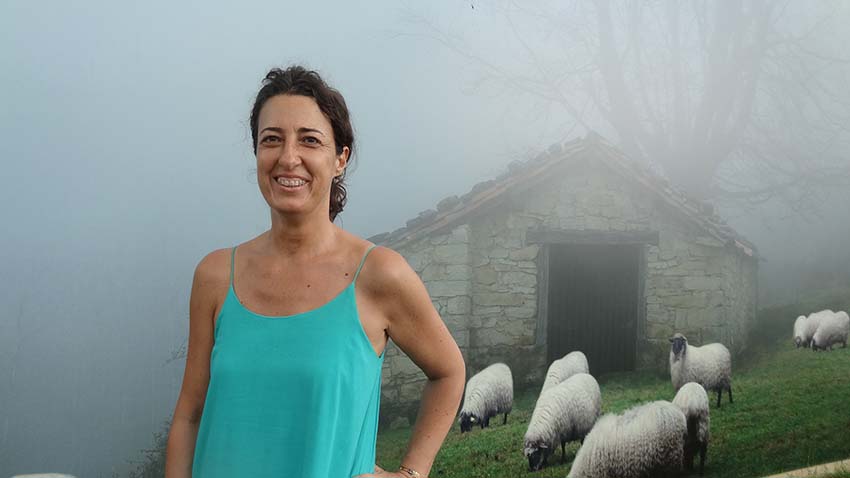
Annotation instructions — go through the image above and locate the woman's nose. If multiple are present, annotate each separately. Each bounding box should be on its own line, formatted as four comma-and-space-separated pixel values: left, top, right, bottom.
278, 139, 301, 167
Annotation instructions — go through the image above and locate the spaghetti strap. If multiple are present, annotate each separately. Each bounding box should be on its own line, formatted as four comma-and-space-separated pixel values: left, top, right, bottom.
353, 244, 377, 284
229, 246, 237, 289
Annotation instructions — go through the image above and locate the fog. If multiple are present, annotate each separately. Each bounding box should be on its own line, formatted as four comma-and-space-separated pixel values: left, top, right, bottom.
2, 1, 849, 477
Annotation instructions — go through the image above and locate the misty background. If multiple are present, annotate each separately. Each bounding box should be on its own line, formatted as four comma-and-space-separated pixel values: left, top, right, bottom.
2, 1, 849, 477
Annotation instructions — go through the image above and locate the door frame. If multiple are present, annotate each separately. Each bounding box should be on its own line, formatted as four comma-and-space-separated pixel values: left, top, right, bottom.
530, 228, 658, 370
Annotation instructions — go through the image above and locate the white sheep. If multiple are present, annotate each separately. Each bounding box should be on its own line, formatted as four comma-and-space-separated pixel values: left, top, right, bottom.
540, 351, 589, 395
458, 362, 513, 433
567, 400, 687, 478
812, 311, 850, 351
669, 333, 732, 408
802, 309, 834, 348
672, 382, 710, 473
793, 315, 808, 348
523, 373, 601, 471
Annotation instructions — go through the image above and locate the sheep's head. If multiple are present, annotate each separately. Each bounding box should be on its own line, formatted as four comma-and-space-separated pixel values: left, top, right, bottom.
793, 316, 807, 348
523, 440, 551, 471
458, 412, 477, 433
669, 333, 688, 358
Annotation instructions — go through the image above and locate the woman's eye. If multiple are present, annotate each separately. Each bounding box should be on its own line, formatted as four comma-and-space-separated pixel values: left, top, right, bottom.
261, 136, 281, 144
303, 136, 320, 145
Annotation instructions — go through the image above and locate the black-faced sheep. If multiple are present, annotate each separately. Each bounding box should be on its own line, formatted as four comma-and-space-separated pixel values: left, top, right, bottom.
540, 351, 589, 395
458, 362, 513, 433
669, 333, 732, 408
812, 311, 849, 351
793, 315, 808, 348
801, 309, 834, 348
672, 382, 710, 473
523, 373, 600, 471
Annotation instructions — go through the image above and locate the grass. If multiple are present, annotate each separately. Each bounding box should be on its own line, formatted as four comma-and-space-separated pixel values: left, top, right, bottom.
375, 289, 850, 478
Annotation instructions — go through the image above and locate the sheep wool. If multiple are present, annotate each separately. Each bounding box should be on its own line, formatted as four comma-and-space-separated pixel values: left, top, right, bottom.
672, 382, 710, 472
523, 373, 601, 471
540, 351, 590, 395
669, 333, 732, 408
793, 315, 807, 348
812, 311, 850, 351
567, 400, 687, 478
803, 309, 834, 348
458, 362, 513, 432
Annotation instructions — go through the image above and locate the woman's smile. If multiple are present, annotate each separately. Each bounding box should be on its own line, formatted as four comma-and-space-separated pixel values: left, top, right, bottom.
274, 175, 310, 192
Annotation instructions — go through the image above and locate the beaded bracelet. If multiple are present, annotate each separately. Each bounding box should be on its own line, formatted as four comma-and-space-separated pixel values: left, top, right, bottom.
398, 464, 422, 478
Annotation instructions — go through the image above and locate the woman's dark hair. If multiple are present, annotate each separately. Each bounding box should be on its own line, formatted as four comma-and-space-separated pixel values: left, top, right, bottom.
249, 65, 354, 221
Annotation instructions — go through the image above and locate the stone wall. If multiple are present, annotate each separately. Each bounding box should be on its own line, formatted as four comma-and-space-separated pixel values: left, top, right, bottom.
641, 229, 758, 366
379, 157, 757, 427
466, 213, 547, 389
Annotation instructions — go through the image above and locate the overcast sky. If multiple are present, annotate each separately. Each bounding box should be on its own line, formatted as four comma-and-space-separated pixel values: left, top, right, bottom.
2, 1, 849, 477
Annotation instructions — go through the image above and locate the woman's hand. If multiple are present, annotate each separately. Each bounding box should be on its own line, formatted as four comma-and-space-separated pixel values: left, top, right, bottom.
353, 464, 414, 478
353, 473, 408, 477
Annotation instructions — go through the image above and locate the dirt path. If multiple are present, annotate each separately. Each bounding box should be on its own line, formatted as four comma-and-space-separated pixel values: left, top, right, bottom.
763, 459, 850, 477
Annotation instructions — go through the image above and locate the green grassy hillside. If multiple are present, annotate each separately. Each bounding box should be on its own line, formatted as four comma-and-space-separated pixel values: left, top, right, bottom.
376, 290, 850, 478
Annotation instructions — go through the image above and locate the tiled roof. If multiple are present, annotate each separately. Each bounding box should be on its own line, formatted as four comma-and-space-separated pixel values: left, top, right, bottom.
368, 133, 757, 258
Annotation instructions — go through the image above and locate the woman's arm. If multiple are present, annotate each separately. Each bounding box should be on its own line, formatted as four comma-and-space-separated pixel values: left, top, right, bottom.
165, 249, 228, 478
362, 247, 467, 477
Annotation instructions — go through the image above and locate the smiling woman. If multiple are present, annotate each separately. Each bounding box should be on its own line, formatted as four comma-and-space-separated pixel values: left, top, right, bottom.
163, 66, 466, 478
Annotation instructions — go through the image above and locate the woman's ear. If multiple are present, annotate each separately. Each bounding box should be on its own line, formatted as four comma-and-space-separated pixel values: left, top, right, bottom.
335, 146, 350, 177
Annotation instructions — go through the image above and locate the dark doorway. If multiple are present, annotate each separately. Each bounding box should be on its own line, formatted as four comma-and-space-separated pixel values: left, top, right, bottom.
546, 244, 640, 375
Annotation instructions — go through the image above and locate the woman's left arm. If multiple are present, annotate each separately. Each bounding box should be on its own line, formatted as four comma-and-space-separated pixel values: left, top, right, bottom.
358, 246, 466, 478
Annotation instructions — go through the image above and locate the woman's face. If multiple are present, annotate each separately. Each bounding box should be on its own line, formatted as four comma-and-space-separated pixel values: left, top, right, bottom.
255, 94, 348, 219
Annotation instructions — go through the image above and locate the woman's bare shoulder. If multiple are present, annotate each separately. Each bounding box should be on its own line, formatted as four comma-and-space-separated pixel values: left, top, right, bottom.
364, 244, 407, 270
192, 248, 233, 297
358, 244, 419, 292
333, 229, 403, 273
334, 229, 417, 289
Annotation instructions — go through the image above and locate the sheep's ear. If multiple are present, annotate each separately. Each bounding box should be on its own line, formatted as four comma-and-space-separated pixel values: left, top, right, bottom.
668, 337, 675, 343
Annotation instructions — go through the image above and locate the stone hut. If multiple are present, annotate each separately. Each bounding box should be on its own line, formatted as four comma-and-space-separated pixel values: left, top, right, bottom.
369, 134, 758, 427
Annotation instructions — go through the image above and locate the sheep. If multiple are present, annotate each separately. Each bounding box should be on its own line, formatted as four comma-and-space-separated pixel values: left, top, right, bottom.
801, 309, 834, 348
458, 362, 513, 433
523, 373, 601, 471
672, 382, 710, 473
793, 315, 808, 348
669, 333, 732, 408
812, 311, 850, 351
567, 400, 687, 478
540, 351, 590, 395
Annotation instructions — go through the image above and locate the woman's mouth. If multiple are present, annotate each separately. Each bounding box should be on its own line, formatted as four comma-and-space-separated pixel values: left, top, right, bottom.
274, 176, 309, 191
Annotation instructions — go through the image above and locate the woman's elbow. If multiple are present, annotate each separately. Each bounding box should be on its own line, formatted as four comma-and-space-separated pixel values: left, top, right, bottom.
444, 347, 466, 384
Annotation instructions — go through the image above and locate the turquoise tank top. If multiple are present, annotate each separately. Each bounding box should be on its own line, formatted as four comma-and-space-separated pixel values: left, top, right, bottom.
192, 245, 385, 477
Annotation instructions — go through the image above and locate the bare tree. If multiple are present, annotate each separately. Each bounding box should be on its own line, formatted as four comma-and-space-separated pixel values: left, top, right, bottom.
406, 0, 850, 212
